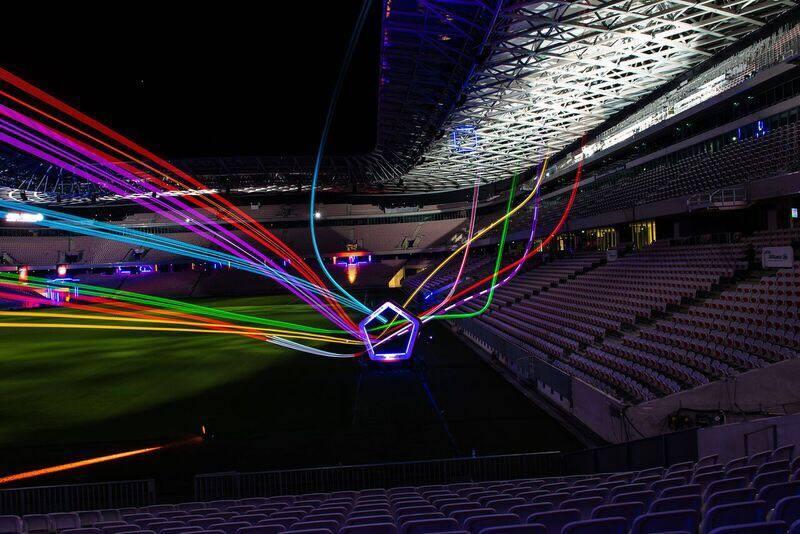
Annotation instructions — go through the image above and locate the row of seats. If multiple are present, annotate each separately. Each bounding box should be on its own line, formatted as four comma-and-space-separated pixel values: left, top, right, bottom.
3, 448, 800, 533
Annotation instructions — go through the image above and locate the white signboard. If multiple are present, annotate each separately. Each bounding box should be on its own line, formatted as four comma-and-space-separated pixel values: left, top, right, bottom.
762, 246, 794, 269
606, 249, 619, 262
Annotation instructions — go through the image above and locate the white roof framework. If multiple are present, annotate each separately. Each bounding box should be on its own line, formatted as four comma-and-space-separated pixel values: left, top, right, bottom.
400, 0, 796, 191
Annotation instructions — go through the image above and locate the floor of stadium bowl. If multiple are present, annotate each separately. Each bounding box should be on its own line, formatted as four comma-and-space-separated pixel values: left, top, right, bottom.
0, 293, 582, 499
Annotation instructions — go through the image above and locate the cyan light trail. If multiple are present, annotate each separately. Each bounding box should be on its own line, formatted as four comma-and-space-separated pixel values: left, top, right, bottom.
0, 115, 359, 334
0, 201, 365, 314
308, 0, 378, 320
0, 67, 362, 329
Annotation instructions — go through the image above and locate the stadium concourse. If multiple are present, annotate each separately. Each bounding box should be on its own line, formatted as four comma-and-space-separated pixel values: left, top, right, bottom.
3, 1, 800, 533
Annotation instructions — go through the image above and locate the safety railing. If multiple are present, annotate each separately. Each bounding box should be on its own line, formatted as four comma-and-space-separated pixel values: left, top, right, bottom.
0, 479, 156, 515
194, 452, 562, 500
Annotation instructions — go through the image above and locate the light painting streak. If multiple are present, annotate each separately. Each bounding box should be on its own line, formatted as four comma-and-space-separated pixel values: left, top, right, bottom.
0, 437, 202, 485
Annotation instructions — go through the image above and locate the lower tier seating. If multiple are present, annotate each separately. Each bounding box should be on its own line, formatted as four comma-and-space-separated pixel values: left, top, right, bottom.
2, 447, 800, 533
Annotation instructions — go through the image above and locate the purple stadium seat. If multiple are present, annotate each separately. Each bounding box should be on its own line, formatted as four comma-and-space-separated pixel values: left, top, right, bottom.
77, 512, 104, 527
340, 524, 398, 534
572, 488, 609, 500
508, 503, 552, 520
559, 497, 603, 518
237, 499, 268, 508
484, 497, 525, 513
257, 520, 296, 530
630, 510, 698, 534
395, 506, 437, 519
283, 529, 332, 534
188, 518, 222, 529
610, 490, 655, 508
753, 471, 790, 492
562, 517, 627, 534
236, 527, 284, 534
591, 502, 644, 529
100, 525, 141, 534
303, 513, 342, 524
792, 519, 800, 534
704, 488, 757, 510
449, 508, 493, 527
207, 502, 237, 511
50, 513, 82, 531
160, 528, 202, 534
479, 527, 545, 534
289, 520, 338, 532
758, 481, 800, 510
143, 507, 174, 515
400, 517, 458, 534
209, 523, 253, 534
61, 529, 102, 534
701, 501, 767, 534
532, 492, 570, 507
749, 450, 774, 466
397, 512, 444, 526
726, 466, 758, 482
758, 460, 790, 475
346, 515, 394, 526
526, 509, 581, 534
462, 513, 519, 532
773, 445, 795, 462
0, 517, 21, 534
232, 515, 270, 526
707, 521, 786, 534
93, 522, 126, 529
661, 485, 702, 499
772, 495, 800, 524
99, 511, 123, 523
441, 502, 482, 516
650, 478, 686, 497
703, 478, 747, 501
152, 522, 186, 534
649, 495, 701, 513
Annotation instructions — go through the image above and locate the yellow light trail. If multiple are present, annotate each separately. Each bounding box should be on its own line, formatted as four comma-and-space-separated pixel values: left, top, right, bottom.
0, 321, 361, 344
0, 311, 360, 345
403, 158, 549, 308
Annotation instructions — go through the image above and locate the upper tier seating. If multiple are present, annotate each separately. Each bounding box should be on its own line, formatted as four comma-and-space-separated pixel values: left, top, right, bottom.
2, 447, 799, 533
457, 242, 788, 403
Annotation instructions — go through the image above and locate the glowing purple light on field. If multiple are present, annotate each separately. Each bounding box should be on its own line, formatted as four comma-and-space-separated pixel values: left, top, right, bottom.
360, 301, 419, 362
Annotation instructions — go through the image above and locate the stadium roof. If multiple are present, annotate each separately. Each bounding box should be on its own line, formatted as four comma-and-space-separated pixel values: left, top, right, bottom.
378, 0, 797, 192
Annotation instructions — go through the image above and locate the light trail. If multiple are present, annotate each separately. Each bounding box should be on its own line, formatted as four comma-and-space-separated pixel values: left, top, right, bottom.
0, 114, 358, 335
402, 158, 549, 308
0, 437, 202, 485
0, 67, 366, 326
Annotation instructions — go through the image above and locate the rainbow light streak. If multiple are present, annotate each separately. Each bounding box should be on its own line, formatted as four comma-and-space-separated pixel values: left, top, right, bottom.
423, 172, 519, 320
426, 177, 482, 315
436, 190, 540, 318
401, 158, 549, 308
0, 67, 361, 328
0, 201, 360, 313
425, 153, 583, 315
0, 273, 351, 337
359, 302, 419, 362
0, 117, 356, 334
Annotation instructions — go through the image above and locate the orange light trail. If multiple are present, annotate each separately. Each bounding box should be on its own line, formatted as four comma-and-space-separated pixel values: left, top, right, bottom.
0, 437, 201, 485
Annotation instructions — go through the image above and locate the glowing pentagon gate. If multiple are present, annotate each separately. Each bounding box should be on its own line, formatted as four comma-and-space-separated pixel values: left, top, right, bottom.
359, 301, 420, 362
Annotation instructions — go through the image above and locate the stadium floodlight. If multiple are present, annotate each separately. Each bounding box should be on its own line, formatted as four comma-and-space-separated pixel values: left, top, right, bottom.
5, 212, 44, 223
314, 211, 322, 219
359, 301, 419, 362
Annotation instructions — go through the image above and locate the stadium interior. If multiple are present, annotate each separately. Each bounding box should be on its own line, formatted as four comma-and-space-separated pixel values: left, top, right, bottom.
2, 1, 800, 533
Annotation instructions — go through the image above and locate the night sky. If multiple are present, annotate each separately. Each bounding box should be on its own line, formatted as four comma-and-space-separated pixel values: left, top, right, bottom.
0, 2, 380, 158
